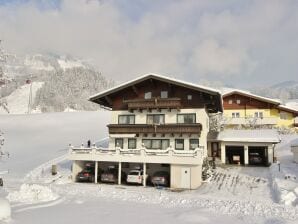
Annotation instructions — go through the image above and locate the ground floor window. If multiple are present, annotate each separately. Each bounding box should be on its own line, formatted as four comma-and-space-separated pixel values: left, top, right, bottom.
128, 138, 136, 149
142, 139, 169, 149
189, 139, 199, 150
175, 139, 184, 150
115, 138, 123, 148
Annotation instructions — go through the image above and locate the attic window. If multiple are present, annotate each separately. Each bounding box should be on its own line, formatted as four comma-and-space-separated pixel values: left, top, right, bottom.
144, 92, 152, 99
228, 100, 233, 104
187, 95, 192, 100
161, 91, 168, 99
236, 99, 241, 104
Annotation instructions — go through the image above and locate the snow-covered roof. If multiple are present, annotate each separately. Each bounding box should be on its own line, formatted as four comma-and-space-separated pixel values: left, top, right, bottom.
209, 129, 281, 143
278, 105, 298, 115
222, 89, 281, 105
89, 73, 223, 112
90, 73, 221, 100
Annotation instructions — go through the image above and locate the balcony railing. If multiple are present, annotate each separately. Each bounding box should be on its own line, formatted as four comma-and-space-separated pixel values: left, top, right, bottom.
108, 123, 202, 134
223, 117, 278, 125
124, 97, 182, 111
69, 145, 204, 165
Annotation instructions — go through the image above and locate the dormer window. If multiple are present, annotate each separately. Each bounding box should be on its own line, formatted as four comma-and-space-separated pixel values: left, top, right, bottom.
144, 92, 152, 99
161, 91, 168, 99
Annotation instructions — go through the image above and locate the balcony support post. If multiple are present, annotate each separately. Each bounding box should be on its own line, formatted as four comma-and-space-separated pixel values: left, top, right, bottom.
143, 163, 147, 187
118, 162, 122, 185
95, 161, 98, 184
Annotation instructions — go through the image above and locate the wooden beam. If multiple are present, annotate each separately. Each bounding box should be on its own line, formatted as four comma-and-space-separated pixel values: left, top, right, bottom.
105, 96, 112, 106
132, 85, 138, 95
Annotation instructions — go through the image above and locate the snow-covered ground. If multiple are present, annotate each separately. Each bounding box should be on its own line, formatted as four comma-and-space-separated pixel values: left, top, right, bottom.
0, 112, 297, 223
0, 82, 44, 114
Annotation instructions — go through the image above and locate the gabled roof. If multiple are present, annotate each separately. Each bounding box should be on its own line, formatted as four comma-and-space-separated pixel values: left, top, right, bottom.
89, 73, 223, 112
222, 89, 281, 105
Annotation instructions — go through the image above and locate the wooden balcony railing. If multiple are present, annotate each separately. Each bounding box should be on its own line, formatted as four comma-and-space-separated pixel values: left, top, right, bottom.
108, 123, 202, 135
124, 98, 182, 111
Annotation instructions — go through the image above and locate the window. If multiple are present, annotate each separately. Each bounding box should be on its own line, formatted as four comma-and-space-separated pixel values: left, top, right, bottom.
147, 114, 165, 124
175, 139, 184, 150
189, 139, 199, 150
118, 115, 135, 124
187, 95, 192, 100
128, 138, 136, 149
144, 92, 152, 99
228, 100, 233, 104
236, 99, 241, 104
142, 139, 169, 149
280, 112, 288, 120
115, 138, 123, 148
177, 114, 196, 124
161, 91, 168, 99
254, 112, 263, 118
232, 112, 240, 118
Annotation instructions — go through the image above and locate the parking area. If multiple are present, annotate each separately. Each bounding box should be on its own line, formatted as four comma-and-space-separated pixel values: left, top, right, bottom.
74, 161, 171, 188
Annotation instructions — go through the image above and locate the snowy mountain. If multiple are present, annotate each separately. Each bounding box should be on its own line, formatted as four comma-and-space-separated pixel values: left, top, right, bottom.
0, 53, 114, 114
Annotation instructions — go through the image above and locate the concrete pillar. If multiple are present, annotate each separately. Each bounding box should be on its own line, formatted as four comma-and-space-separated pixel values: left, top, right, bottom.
95, 161, 98, 183
118, 162, 122, 185
143, 163, 146, 187
221, 143, 226, 164
244, 145, 249, 165
268, 145, 273, 164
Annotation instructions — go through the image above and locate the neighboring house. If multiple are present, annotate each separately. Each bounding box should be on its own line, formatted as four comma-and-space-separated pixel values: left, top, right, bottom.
207, 129, 280, 166
69, 73, 223, 189
222, 90, 298, 128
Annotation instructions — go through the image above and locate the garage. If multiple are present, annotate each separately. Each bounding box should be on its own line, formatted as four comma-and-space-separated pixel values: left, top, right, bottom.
225, 146, 245, 165
248, 146, 268, 166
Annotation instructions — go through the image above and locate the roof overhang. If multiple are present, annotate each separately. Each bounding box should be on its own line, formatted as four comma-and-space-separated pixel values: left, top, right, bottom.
89, 73, 223, 112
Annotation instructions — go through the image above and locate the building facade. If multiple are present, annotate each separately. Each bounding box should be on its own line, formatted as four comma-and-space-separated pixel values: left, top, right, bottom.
69, 73, 222, 189
222, 90, 298, 128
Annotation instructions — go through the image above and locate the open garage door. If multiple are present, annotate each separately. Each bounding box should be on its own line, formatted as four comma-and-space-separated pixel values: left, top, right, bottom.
225, 146, 244, 165
248, 146, 268, 166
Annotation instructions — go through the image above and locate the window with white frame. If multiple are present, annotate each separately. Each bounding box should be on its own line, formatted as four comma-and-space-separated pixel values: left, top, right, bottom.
118, 115, 135, 124
228, 99, 233, 104
236, 99, 241, 104
189, 139, 199, 150
254, 112, 264, 118
128, 138, 136, 149
161, 91, 168, 99
115, 138, 123, 148
175, 139, 184, 150
232, 112, 240, 118
147, 114, 165, 124
144, 92, 152, 99
177, 113, 196, 124
187, 95, 192, 100
142, 139, 169, 150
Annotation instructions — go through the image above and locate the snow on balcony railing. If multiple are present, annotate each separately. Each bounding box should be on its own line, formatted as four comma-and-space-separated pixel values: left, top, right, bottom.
69, 144, 204, 158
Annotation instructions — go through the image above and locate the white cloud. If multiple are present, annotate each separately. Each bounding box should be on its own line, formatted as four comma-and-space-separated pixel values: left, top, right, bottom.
0, 0, 298, 86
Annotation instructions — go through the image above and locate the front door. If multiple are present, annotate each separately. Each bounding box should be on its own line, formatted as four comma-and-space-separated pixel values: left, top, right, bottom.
181, 167, 191, 189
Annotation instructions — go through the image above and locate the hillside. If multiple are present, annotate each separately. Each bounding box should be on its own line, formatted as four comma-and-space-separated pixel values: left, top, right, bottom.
0, 54, 114, 113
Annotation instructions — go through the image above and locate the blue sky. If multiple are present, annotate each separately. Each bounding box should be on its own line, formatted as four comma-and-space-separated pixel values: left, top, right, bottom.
1, 0, 298, 88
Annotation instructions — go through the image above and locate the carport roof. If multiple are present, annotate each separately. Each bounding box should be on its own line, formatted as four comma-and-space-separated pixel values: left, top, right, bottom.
208, 129, 281, 143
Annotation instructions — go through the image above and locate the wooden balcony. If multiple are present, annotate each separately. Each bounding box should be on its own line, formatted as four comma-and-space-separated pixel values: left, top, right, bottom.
108, 123, 202, 135
124, 98, 182, 111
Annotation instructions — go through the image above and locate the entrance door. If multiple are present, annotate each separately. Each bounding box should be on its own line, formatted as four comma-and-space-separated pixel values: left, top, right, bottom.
180, 167, 191, 189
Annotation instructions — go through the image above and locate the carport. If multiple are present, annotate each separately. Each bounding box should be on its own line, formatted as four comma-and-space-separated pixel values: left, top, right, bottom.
208, 129, 280, 166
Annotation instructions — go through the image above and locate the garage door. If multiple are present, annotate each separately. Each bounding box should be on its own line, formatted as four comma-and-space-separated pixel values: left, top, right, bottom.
225, 146, 244, 165
248, 146, 268, 166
